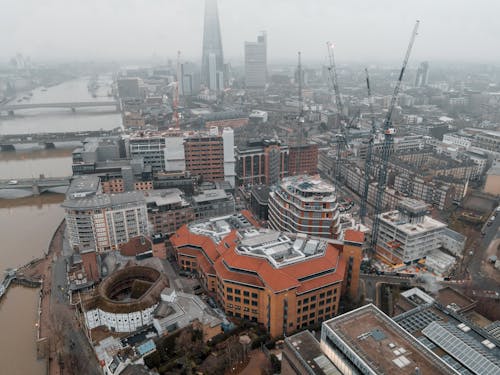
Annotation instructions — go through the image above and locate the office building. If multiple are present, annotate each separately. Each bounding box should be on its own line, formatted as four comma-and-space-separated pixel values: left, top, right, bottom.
320, 304, 456, 375
375, 198, 447, 264
190, 189, 235, 220
170, 212, 364, 337
221, 127, 236, 187
250, 185, 270, 220
184, 129, 225, 182
128, 131, 167, 173
63, 191, 148, 252
288, 143, 319, 176
201, 0, 224, 91
393, 288, 500, 375
201, 111, 249, 130
268, 175, 340, 239
117, 77, 142, 99
415, 61, 430, 87
245, 32, 267, 89
235, 139, 289, 187
144, 189, 194, 236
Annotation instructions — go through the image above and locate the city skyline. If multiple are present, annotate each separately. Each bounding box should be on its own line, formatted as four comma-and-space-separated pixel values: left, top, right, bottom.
1, 0, 500, 64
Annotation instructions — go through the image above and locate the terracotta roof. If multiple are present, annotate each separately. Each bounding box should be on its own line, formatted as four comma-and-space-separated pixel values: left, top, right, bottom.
172, 211, 346, 293
344, 229, 364, 244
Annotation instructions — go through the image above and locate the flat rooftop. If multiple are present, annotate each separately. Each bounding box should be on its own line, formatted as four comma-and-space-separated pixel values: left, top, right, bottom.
62, 191, 145, 210
144, 188, 188, 207
379, 210, 447, 235
282, 175, 335, 195
323, 304, 456, 375
192, 189, 231, 203
188, 213, 252, 244
236, 229, 328, 268
285, 330, 341, 375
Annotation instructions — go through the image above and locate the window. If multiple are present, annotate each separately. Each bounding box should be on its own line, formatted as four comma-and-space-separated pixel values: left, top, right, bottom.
235, 297, 241, 303
326, 298, 332, 304
311, 296, 316, 302
227, 287, 233, 293
320, 292, 325, 299
251, 300, 258, 306
309, 312, 315, 318
327, 290, 332, 296
243, 291, 249, 297
244, 299, 249, 305
235, 289, 241, 295
297, 308, 301, 314
303, 298, 309, 304
227, 295, 233, 301
251, 293, 258, 299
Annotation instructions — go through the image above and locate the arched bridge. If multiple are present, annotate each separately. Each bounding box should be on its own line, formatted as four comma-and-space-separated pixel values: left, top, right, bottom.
0, 177, 71, 195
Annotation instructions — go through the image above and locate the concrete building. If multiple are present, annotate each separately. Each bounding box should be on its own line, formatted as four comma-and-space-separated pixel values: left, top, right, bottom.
415, 61, 430, 87
250, 185, 270, 220
244, 32, 267, 89
153, 288, 222, 340
443, 133, 472, 149
222, 127, 236, 187
170, 212, 363, 337
191, 189, 235, 220
484, 160, 500, 195
268, 175, 340, 239
288, 143, 319, 176
164, 131, 186, 173
201, 0, 224, 91
393, 288, 500, 375
129, 131, 167, 173
201, 111, 248, 130
282, 330, 341, 375
235, 139, 289, 187
117, 77, 142, 99
440, 227, 466, 257
144, 189, 194, 236
62, 191, 148, 252
320, 304, 456, 375
375, 199, 447, 264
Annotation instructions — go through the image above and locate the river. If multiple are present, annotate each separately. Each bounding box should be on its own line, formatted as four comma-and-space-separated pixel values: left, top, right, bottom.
0, 76, 121, 374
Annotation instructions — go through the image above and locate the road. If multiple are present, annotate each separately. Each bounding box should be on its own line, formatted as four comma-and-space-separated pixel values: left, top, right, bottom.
360, 273, 424, 306
466, 213, 500, 290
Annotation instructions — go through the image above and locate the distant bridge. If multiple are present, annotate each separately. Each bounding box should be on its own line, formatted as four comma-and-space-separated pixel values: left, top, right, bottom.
0, 100, 119, 115
0, 128, 122, 150
0, 177, 71, 195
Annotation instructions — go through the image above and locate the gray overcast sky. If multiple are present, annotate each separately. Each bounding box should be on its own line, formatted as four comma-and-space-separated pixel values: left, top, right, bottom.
2, 0, 500, 64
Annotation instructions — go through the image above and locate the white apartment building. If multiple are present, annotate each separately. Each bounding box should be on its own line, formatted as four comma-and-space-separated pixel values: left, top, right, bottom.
443, 133, 472, 150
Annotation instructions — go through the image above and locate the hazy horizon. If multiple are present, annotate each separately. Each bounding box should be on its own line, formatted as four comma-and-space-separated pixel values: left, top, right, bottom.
2, 0, 500, 65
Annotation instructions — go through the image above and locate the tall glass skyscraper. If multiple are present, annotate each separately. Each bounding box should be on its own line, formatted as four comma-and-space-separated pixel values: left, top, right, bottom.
201, 0, 224, 91
245, 32, 267, 89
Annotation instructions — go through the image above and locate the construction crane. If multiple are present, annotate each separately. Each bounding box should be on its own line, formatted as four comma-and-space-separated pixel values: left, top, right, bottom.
173, 50, 181, 129
326, 42, 349, 185
360, 68, 377, 223
295, 51, 305, 176
369, 21, 420, 251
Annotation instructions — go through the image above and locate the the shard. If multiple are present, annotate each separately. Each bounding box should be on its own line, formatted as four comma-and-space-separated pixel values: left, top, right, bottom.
201, 0, 224, 91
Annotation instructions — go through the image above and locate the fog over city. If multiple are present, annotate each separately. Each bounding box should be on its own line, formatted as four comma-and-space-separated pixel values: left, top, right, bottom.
2, 0, 500, 63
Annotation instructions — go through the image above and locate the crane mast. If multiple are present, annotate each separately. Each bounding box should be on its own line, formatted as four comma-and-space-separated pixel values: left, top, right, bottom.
360, 68, 377, 223
173, 50, 181, 129
370, 21, 420, 251
326, 42, 348, 186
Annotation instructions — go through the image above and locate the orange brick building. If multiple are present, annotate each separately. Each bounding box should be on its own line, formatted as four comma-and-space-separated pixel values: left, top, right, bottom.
170, 211, 363, 337
184, 133, 225, 182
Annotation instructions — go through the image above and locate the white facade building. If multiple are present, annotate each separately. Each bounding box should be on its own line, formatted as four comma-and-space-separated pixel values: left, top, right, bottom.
63, 191, 148, 252
84, 304, 158, 333
443, 133, 472, 150
376, 199, 447, 264
222, 127, 236, 187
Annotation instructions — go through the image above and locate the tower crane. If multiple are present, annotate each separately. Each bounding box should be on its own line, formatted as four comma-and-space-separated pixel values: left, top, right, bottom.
173, 50, 181, 129
360, 68, 377, 223
369, 21, 420, 251
326, 42, 349, 185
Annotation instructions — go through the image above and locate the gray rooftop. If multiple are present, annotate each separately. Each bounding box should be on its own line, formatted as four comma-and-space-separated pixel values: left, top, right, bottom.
192, 189, 231, 204
62, 191, 146, 210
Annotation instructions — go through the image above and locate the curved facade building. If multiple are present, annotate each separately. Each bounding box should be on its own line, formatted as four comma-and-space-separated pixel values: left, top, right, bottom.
268, 175, 340, 238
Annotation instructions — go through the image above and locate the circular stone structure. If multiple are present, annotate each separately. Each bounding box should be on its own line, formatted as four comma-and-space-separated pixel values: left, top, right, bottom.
83, 266, 168, 332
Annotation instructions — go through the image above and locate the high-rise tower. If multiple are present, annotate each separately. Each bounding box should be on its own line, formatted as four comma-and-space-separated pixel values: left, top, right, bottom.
244, 32, 267, 89
201, 0, 224, 92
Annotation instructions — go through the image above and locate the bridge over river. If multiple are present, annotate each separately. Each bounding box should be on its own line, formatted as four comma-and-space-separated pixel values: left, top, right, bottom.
0, 128, 122, 151
0, 177, 71, 195
0, 100, 119, 115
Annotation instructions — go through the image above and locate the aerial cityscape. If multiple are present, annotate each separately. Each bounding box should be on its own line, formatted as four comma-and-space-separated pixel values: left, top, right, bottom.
0, 1, 499, 374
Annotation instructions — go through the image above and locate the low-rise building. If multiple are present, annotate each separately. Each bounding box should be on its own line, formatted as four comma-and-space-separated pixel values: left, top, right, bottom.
375, 199, 447, 264
190, 189, 235, 220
